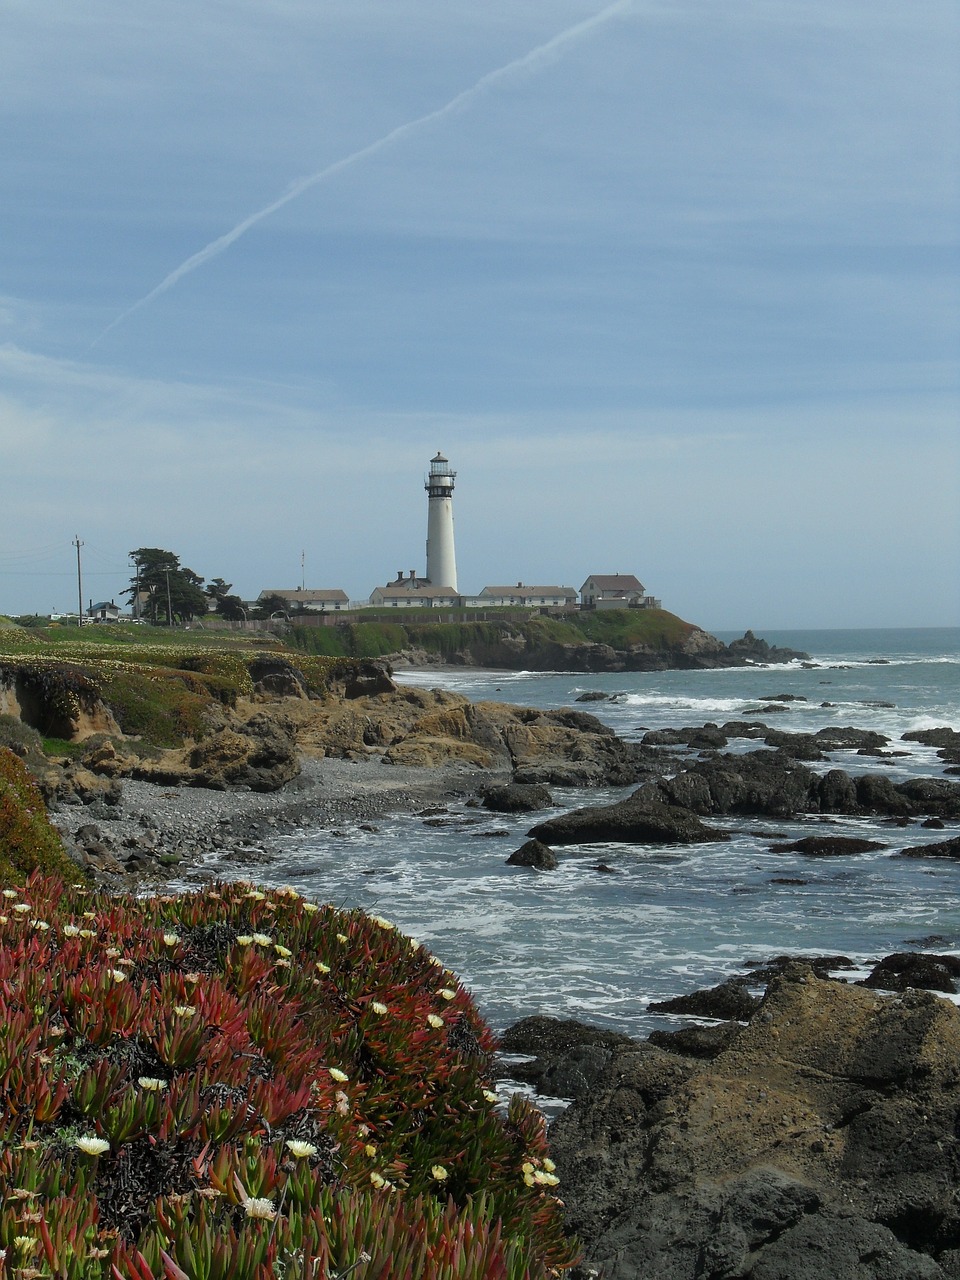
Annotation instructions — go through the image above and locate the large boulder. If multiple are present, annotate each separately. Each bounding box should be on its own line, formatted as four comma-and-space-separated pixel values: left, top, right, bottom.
549, 970, 960, 1279
186, 712, 300, 791
529, 796, 730, 846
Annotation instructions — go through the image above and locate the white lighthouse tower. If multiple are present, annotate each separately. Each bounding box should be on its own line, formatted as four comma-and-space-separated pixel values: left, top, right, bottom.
424, 451, 458, 591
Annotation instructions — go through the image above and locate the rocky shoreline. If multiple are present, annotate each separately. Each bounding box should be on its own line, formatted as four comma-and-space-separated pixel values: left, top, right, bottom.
51, 756, 506, 887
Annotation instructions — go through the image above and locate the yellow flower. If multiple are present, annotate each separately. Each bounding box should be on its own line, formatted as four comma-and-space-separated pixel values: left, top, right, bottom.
62, 925, 80, 938
236, 935, 254, 946
523, 1171, 536, 1187
431, 1165, 449, 1181
79, 929, 96, 939
245, 890, 266, 901
437, 988, 456, 1001
138, 1077, 168, 1092
427, 1014, 444, 1029
173, 1005, 196, 1018
522, 1162, 535, 1174
534, 1170, 560, 1186
364, 1144, 377, 1158
336, 933, 348, 944
370, 1171, 386, 1188
252, 933, 272, 947
371, 1001, 388, 1015
315, 962, 331, 975
302, 902, 319, 914
543, 1158, 556, 1172
369, 915, 394, 930
328, 1067, 349, 1084
482, 1089, 498, 1104
274, 944, 292, 958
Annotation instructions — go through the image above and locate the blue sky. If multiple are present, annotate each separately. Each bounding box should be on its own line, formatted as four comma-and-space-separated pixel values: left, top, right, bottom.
2, 0, 958, 629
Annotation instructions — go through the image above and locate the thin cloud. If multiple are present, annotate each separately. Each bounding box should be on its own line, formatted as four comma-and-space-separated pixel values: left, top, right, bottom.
92, 0, 633, 346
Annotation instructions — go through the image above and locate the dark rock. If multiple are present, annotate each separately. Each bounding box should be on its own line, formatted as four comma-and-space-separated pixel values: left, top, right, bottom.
899, 836, 960, 860
550, 972, 960, 1279
648, 1021, 742, 1059
529, 797, 730, 847
481, 783, 554, 813
505, 839, 558, 870
742, 954, 856, 983
649, 978, 760, 1021
769, 836, 885, 856
499, 1015, 639, 1059
861, 952, 960, 994
575, 691, 609, 702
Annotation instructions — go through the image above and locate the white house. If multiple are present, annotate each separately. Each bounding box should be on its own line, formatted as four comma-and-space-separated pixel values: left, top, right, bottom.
369, 572, 460, 609
580, 574, 658, 610
474, 583, 578, 608
257, 588, 349, 613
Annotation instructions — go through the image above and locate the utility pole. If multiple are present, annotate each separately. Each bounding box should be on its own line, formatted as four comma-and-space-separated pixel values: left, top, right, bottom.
73, 535, 84, 624
165, 570, 173, 627
301, 549, 305, 592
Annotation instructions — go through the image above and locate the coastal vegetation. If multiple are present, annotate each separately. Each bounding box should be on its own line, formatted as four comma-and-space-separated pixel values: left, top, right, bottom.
288, 607, 701, 664
0, 871, 578, 1277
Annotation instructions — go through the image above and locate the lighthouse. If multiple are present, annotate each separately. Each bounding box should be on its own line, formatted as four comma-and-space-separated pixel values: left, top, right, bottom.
424, 451, 458, 591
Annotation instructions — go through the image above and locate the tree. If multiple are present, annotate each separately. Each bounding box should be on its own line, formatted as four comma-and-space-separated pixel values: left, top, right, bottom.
126, 548, 208, 625
215, 594, 247, 621
252, 593, 290, 621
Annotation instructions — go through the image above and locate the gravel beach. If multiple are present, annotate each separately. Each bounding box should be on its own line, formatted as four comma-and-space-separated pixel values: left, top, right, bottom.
51, 756, 506, 887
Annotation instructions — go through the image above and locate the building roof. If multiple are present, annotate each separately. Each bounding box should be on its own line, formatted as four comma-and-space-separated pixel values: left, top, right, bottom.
372, 581, 458, 600
257, 588, 349, 603
581, 574, 645, 592
480, 584, 577, 597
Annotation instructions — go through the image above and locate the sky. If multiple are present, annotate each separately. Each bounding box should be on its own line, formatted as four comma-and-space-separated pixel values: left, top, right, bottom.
2, 0, 958, 631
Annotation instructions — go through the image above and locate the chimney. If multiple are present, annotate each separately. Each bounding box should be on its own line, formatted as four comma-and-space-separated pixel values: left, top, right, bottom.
409, 570, 416, 579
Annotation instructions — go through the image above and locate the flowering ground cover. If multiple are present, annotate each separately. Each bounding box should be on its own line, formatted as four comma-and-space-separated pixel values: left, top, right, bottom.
0, 873, 578, 1278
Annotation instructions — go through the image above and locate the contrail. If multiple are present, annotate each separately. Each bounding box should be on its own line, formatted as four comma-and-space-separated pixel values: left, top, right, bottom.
92, 0, 632, 346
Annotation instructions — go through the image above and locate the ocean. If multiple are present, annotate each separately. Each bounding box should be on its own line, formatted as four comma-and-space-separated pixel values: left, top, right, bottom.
181, 628, 960, 1059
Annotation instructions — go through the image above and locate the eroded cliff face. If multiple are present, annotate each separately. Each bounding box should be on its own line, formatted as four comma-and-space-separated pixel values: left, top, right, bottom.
548, 969, 960, 1280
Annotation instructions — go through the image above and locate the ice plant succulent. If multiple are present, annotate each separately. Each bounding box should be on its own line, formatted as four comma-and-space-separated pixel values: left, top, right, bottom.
0, 871, 579, 1278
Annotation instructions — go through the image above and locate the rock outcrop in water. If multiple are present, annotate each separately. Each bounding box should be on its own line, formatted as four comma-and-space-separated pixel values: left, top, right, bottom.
532, 968, 960, 1279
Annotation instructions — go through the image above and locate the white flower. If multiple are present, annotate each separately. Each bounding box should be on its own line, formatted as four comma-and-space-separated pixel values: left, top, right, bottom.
62, 925, 80, 938
285, 1140, 317, 1159
110, 970, 127, 983
369, 1171, 386, 1188
138, 1077, 168, 1092
2, 889, 18, 899
75, 1136, 110, 1156
12, 903, 31, 914
173, 1005, 196, 1017
236, 935, 254, 946
162, 933, 180, 946
431, 1165, 449, 1181
369, 914, 394, 931
301, 901, 318, 914
336, 933, 348, 944
251, 933, 272, 947
437, 988, 456, 1001
427, 1014, 444, 1029
370, 1001, 388, 1015
241, 1196, 277, 1221
328, 1067, 349, 1083
245, 890, 266, 901
31, 920, 50, 931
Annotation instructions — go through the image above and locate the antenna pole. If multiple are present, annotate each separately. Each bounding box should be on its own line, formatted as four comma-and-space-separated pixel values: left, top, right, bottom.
73, 535, 84, 624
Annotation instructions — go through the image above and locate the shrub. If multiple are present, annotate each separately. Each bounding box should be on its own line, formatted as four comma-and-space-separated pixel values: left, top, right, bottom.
0, 750, 78, 882
0, 875, 579, 1278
